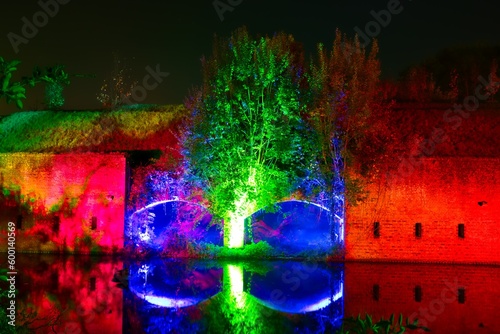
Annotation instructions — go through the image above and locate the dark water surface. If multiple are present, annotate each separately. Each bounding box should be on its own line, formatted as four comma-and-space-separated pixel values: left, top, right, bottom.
1, 254, 499, 333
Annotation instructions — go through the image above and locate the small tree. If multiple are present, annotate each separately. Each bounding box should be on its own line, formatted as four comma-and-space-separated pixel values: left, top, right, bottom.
1, 57, 85, 110
185, 28, 314, 248
307, 30, 386, 243
25, 65, 70, 109
97, 54, 137, 109
487, 59, 500, 100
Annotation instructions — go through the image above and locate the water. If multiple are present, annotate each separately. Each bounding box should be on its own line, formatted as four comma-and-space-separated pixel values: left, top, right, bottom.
1, 254, 499, 333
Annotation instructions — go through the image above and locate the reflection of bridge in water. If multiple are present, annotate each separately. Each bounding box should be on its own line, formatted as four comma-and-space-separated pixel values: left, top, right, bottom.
127, 258, 344, 331
128, 259, 223, 308
128, 258, 343, 313
127, 199, 343, 256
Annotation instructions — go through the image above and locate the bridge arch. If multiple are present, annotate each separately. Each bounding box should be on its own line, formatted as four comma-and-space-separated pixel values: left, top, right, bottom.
126, 199, 343, 256
247, 199, 342, 255
126, 200, 223, 253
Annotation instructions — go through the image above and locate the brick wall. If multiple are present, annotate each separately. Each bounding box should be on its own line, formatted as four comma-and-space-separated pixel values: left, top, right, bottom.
344, 262, 500, 333
346, 158, 500, 263
0, 153, 126, 254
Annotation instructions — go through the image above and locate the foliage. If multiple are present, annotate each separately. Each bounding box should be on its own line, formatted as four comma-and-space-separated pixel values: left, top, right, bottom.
113, 107, 181, 138
307, 29, 388, 206
23, 64, 71, 109
0, 57, 83, 110
185, 27, 315, 246
199, 241, 276, 259
182, 27, 391, 250
0, 181, 39, 221
336, 313, 430, 334
398, 44, 500, 102
48, 194, 79, 217
0, 57, 26, 109
97, 54, 138, 109
44, 82, 65, 109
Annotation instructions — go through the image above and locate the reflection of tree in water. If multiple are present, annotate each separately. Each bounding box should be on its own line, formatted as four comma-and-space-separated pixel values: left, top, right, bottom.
123, 260, 344, 333
200, 263, 342, 334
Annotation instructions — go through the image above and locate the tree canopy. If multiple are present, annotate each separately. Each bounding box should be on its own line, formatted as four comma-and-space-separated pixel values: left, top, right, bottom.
184, 28, 315, 247
307, 30, 385, 205
184, 27, 386, 248
395, 44, 500, 102
1, 57, 90, 110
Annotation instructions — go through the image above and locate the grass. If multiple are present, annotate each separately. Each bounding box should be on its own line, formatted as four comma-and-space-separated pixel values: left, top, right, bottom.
191, 241, 337, 260
201, 241, 277, 259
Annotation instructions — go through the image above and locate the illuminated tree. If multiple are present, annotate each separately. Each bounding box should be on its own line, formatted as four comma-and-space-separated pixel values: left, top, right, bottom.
1, 59, 72, 110
185, 28, 314, 248
25, 65, 70, 110
307, 30, 386, 226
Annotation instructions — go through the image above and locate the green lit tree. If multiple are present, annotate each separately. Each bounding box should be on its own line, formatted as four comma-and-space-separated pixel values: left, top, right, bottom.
185, 28, 314, 248
0, 57, 26, 109
1, 57, 87, 110
25, 65, 70, 109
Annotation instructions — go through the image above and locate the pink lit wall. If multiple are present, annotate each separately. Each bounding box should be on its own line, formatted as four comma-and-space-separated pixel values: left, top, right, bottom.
0, 153, 126, 254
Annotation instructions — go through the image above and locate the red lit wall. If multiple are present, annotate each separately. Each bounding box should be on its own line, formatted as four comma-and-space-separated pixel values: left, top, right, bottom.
346, 158, 500, 263
344, 263, 500, 333
0, 153, 126, 254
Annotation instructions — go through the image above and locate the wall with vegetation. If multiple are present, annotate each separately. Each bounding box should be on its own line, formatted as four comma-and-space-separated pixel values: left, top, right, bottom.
0, 153, 126, 254
0, 105, 185, 153
1, 104, 498, 259
346, 157, 500, 263
385, 104, 499, 158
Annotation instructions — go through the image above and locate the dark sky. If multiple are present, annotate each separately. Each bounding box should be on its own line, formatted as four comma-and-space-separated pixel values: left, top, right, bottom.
0, 0, 499, 115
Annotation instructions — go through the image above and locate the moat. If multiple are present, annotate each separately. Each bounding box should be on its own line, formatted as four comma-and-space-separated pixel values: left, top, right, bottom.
2, 254, 499, 333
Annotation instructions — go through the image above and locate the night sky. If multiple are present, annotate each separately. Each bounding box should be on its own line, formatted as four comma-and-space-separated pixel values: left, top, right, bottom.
1, 0, 499, 115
